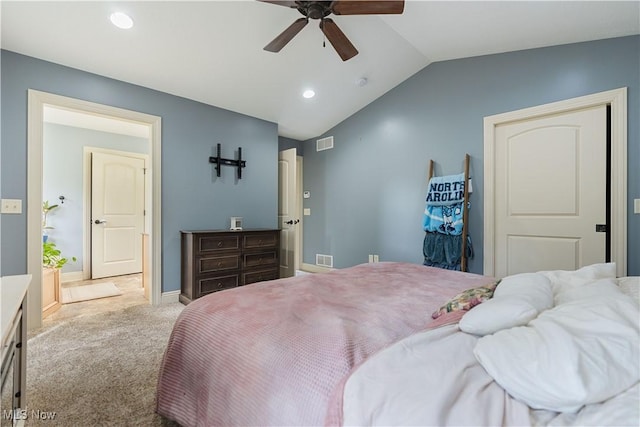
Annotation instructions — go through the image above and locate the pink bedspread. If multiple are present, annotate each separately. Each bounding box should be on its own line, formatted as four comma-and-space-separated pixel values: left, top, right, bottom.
156, 262, 494, 426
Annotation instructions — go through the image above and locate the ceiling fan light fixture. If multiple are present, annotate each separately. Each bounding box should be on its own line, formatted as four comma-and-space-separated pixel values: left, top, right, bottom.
260, 0, 404, 62
110, 12, 134, 30
303, 89, 316, 99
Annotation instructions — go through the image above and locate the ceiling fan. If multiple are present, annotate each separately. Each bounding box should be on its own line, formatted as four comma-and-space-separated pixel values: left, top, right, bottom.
260, 1, 405, 61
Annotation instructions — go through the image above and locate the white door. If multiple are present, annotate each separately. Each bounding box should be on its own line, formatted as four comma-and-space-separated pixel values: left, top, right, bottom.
493, 105, 607, 278
91, 152, 145, 278
278, 148, 300, 278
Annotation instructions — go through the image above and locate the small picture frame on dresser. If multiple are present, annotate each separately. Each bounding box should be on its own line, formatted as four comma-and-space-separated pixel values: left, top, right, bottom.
230, 217, 243, 231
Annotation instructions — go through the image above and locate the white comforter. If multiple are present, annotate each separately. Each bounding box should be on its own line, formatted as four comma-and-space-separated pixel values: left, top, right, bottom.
340, 324, 531, 426
531, 383, 640, 426
340, 324, 640, 427
339, 266, 640, 427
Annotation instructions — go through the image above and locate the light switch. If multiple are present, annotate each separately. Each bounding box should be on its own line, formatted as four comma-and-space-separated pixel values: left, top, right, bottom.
635, 199, 640, 214
304, 208, 311, 216
1, 199, 22, 214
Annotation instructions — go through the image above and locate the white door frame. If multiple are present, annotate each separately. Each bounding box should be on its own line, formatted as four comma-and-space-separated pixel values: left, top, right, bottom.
84, 147, 149, 279
27, 90, 163, 330
483, 88, 627, 277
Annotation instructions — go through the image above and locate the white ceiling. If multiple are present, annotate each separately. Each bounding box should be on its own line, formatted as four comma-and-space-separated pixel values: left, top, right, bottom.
2, 1, 639, 141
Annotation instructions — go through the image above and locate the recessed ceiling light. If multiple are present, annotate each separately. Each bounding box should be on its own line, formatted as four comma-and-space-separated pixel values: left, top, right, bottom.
110, 12, 134, 30
303, 89, 315, 99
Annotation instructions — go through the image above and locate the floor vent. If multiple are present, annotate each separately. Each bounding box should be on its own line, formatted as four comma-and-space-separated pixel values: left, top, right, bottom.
315, 254, 334, 268
316, 136, 334, 152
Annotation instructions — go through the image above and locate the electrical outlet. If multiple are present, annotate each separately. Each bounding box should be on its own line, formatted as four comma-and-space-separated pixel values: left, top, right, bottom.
373, 254, 379, 263
368, 254, 374, 263
1, 199, 22, 214
635, 199, 640, 214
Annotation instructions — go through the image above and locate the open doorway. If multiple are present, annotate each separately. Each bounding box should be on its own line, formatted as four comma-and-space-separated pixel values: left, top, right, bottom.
27, 90, 162, 330
42, 114, 150, 322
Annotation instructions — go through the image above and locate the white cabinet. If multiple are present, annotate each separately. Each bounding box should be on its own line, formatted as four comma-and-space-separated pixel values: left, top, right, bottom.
1, 275, 31, 426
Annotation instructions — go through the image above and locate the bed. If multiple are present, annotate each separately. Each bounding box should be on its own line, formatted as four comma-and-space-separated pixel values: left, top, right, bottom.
156, 261, 639, 426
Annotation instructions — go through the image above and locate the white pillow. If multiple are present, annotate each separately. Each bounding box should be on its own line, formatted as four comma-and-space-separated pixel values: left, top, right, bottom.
459, 295, 538, 336
459, 272, 553, 336
474, 281, 639, 413
493, 272, 554, 312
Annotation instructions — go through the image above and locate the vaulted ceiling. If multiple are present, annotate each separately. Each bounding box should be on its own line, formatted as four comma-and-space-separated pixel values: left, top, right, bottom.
2, 1, 638, 140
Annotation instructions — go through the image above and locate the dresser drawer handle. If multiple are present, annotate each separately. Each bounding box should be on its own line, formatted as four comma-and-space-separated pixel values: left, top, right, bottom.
217, 262, 222, 267
217, 242, 223, 248
258, 239, 263, 245
217, 282, 222, 287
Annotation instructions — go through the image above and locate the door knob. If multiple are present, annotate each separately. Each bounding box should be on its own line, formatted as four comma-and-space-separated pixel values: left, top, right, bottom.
94, 219, 107, 224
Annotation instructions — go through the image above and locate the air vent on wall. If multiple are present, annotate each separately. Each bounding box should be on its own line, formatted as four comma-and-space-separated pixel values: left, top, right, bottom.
316, 136, 334, 152
315, 254, 334, 268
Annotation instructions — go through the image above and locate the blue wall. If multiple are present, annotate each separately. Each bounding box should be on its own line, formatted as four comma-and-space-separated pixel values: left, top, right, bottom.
278, 136, 305, 155
302, 36, 640, 275
2, 36, 638, 288
1, 50, 279, 291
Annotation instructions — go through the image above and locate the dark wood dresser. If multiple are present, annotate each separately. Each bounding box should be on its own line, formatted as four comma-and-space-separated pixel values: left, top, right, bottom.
180, 229, 280, 304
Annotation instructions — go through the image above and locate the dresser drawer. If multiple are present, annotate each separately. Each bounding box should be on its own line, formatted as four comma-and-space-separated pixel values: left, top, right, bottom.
198, 274, 239, 295
182, 229, 280, 304
243, 268, 279, 285
198, 235, 240, 253
199, 254, 240, 274
243, 232, 278, 249
243, 250, 278, 269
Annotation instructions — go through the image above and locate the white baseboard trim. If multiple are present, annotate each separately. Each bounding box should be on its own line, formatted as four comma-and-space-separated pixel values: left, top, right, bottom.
61, 271, 83, 283
161, 290, 180, 304
300, 263, 334, 274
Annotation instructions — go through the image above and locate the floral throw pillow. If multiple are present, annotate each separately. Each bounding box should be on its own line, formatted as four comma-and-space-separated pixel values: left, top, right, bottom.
432, 281, 500, 319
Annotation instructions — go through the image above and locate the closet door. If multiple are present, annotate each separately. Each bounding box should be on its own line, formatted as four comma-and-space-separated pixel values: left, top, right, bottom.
492, 104, 607, 277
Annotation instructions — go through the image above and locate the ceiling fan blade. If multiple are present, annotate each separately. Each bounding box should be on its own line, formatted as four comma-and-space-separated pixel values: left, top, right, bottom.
264, 18, 309, 52
257, 0, 299, 8
331, 0, 405, 15
320, 18, 358, 61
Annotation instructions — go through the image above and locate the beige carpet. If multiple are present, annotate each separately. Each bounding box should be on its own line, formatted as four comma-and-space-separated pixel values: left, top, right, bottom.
61, 282, 122, 304
19, 303, 184, 426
